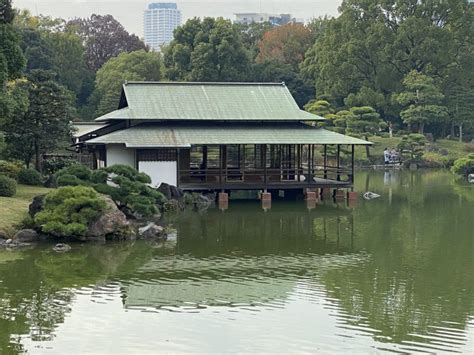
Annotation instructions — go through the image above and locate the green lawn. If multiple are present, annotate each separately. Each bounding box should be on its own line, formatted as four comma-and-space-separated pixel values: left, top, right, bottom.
0, 184, 51, 235
354, 136, 473, 166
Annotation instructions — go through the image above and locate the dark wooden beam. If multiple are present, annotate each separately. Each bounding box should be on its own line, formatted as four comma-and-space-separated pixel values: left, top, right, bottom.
219, 145, 223, 185
323, 144, 328, 179
337, 145, 341, 181
263, 144, 267, 184
351, 144, 355, 184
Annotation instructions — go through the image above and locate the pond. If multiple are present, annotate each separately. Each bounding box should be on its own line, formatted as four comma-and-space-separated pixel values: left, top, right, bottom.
0, 170, 473, 354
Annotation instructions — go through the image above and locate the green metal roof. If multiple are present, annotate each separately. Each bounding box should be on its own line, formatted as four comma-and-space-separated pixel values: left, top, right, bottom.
86, 123, 372, 147
95, 82, 325, 122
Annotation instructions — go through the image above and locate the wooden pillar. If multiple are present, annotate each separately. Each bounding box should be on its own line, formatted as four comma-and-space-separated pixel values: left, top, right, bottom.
279, 144, 282, 178
176, 148, 181, 187
223, 145, 227, 183
202, 145, 208, 169
323, 144, 328, 179
219, 145, 223, 185
202, 145, 208, 182
263, 144, 268, 184
351, 144, 355, 184
297, 144, 301, 182
307, 144, 311, 184
242, 145, 246, 181
336, 145, 341, 181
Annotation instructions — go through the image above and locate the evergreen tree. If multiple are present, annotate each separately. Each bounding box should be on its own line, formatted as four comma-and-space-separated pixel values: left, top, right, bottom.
396, 71, 448, 134
3, 70, 73, 169
163, 17, 251, 81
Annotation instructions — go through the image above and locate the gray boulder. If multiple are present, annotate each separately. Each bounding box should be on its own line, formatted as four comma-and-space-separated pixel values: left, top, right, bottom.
14, 229, 38, 243
158, 183, 184, 200
53, 243, 72, 253
29, 195, 46, 217
138, 222, 166, 239
86, 196, 129, 239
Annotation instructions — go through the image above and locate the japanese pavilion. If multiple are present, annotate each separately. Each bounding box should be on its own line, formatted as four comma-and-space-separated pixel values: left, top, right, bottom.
75, 82, 370, 195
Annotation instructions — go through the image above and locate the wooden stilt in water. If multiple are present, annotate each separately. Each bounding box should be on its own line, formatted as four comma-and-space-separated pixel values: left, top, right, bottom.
321, 188, 332, 200
261, 190, 271, 210
334, 189, 346, 201
218, 192, 229, 211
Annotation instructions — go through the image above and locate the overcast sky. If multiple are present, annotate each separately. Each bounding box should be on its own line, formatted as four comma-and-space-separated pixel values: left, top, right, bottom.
13, 0, 342, 37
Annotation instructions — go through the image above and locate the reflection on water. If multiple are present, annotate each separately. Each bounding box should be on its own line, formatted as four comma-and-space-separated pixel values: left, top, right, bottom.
0, 170, 473, 353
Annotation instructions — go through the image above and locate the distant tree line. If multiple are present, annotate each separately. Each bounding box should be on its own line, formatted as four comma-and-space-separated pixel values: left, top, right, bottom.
1, 0, 474, 170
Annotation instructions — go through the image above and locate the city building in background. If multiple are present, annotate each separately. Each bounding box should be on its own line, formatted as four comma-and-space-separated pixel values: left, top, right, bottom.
144, 2, 182, 52
234, 13, 304, 26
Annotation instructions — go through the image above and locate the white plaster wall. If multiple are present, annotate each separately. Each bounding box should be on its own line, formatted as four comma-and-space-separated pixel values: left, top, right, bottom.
106, 144, 135, 168
139, 161, 177, 187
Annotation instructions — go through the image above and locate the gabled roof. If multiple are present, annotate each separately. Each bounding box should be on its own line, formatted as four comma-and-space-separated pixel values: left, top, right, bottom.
86, 122, 372, 147
95, 82, 324, 122
72, 122, 107, 138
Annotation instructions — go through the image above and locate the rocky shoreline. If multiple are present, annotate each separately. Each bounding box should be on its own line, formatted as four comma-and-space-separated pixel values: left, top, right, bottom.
0, 183, 215, 251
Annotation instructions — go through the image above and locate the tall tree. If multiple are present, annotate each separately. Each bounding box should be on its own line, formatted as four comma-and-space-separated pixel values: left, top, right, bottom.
234, 21, 273, 60
446, 82, 474, 142
0, 0, 25, 126
163, 17, 251, 82
396, 71, 448, 134
93, 50, 161, 116
347, 106, 383, 158
3, 70, 74, 169
252, 61, 314, 108
301, 0, 472, 123
256, 23, 313, 66
0, 0, 14, 25
67, 14, 146, 71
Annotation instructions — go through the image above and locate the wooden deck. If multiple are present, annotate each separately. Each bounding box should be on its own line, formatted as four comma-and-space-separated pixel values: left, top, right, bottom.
180, 178, 351, 191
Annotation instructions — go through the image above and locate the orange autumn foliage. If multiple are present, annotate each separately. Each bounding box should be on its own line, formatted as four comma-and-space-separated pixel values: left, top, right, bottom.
256, 24, 313, 66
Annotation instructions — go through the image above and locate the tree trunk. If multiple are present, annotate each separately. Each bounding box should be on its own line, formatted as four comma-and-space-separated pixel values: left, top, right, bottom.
450, 122, 455, 138
459, 124, 463, 143
365, 135, 370, 159
389, 123, 393, 138
34, 141, 41, 172
441, 124, 447, 139
419, 123, 424, 134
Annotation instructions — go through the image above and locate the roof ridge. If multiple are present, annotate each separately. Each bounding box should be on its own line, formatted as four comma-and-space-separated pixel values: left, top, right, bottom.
123, 81, 286, 86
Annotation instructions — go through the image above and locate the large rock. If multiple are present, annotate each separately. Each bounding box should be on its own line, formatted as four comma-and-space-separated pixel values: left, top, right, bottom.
158, 183, 184, 201
53, 243, 72, 253
86, 196, 129, 239
14, 229, 38, 243
29, 195, 46, 217
138, 222, 166, 239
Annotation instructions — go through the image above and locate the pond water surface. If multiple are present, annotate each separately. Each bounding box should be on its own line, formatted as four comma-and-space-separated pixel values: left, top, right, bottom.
0, 170, 473, 354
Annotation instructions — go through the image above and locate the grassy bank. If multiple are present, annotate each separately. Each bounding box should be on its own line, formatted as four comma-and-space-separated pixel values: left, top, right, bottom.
0, 185, 51, 235
354, 136, 473, 166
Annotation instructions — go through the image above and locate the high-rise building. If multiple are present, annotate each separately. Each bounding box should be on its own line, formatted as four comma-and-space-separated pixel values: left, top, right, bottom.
234, 13, 303, 26
144, 2, 182, 52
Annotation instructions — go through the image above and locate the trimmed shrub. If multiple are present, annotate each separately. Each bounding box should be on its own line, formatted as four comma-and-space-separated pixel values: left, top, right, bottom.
56, 174, 87, 187
54, 164, 166, 217
397, 134, 427, 163
55, 164, 92, 181
0, 175, 17, 197
0, 160, 22, 180
18, 168, 43, 186
34, 186, 107, 237
43, 156, 77, 175
451, 153, 474, 177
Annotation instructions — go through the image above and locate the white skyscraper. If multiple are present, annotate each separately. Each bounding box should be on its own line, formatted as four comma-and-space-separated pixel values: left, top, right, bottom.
144, 3, 182, 52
